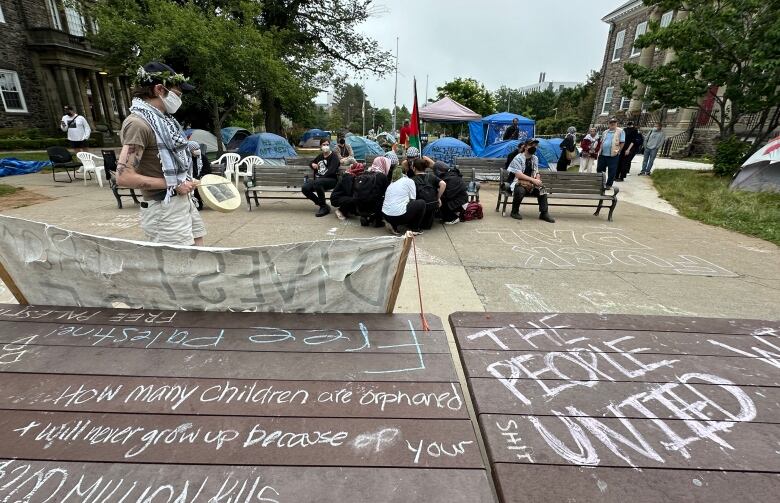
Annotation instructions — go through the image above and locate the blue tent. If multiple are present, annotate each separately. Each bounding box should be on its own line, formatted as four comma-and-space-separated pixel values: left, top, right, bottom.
469, 112, 535, 156
221, 127, 251, 150
238, 133, 297, 159
422, 137, 474, 167
300, 128, 330, 147
479, 139, 520, 160
0, 158, 50, 177
345, 135, 384, 160
477, 138, 558, 169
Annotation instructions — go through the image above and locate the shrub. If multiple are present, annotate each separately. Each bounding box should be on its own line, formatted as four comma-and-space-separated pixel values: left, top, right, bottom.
713, 136, 750, 177
0, 136, 104, 150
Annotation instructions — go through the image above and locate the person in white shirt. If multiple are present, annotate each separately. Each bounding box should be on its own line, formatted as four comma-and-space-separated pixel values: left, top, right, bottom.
506, 145, 555, 223
60, 106, 91, 152
381, 173, 427, 235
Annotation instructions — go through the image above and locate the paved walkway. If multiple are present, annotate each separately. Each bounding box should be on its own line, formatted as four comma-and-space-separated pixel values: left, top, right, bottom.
0, 167, 777, 322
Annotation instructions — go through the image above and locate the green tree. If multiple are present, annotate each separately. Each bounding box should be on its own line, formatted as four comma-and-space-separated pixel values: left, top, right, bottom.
373, 108, 392, 132
436, 78, 496, 117
623, 0, 780, 145
493, 86, 526, 115
394, 105, 411, 127
332, 83, 372, 133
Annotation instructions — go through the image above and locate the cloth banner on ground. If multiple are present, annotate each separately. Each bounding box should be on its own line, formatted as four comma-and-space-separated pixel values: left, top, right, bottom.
0, 215, 409, 313
0, 158, 50, 177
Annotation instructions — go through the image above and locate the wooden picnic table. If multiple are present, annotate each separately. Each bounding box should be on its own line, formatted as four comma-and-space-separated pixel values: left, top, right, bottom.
450, 311, 780, 503
0, 304, 493, 502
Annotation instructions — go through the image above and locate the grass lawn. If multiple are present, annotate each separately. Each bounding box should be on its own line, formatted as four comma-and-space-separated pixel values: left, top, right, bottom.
0, 152, 50, 162
0, 184, 20, 197
652, 169, 780, 245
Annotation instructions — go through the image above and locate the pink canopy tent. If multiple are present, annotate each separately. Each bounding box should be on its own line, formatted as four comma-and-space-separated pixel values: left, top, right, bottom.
419, 97, 482, 122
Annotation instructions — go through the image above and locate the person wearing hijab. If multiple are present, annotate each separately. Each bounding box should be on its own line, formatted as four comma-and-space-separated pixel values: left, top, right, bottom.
330, 162, 365, 221
579, 127, 601, 174
556, 126, 577, 171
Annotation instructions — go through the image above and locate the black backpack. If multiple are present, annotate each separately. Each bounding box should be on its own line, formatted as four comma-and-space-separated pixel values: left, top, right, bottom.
353, 172, 378, 203
415, 173, 439, 205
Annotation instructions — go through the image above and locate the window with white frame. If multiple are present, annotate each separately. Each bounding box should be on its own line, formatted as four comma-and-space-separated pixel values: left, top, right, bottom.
0, 70, 28, 113
660, 10, 674, 28
601, 87, 614, 115
620, 96, 631, 110
631, 21, 648, 57
46, 0, 63, 30
64, 5, 86, 36
612, 30, 626, 61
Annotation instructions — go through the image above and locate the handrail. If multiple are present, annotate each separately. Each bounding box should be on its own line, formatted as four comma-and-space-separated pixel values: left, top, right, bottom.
660, 130, 691, 157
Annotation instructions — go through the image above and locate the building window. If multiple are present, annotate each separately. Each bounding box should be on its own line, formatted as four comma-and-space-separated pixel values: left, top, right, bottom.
0, 5, 5, 23
601, 87, 614, 115
612, 30, 626, 62
0, 70, 28, 113
108, 83, 120, 115
46, 0, 63, 30
620, 96, 631, 110
660, 10, 674, 28
65, 5, 86, 36
631, 22, 648, 57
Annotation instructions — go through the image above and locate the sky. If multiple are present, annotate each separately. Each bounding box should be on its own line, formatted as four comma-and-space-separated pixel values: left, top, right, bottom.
318, 0, 627, 110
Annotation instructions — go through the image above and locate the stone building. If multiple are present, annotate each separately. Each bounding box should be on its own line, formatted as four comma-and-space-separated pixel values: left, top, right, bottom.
0, 0, 131, 138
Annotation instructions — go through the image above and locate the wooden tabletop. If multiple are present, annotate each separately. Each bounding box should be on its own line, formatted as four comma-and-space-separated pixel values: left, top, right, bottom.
450, 311, 780, 503
0, 305, 493, 502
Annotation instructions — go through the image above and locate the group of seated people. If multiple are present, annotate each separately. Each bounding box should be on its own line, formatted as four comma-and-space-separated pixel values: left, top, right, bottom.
302, 138, 470, 235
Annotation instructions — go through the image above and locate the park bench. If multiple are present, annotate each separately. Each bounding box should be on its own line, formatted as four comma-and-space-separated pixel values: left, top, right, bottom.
454, 157, 505, 202
243, 164, 344, 211
497, 170, 619, 221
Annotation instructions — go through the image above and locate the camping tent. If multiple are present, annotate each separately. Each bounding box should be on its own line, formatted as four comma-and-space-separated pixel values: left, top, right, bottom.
183, 129, 219, 153
238, 133, 297, 164
345, 135, 384, 160
419, 97, 482, 122
469, 112, 535, 156
221, 127, 251, 151
422, 137, 474, 167
477, 139, 559, 169
730, 136, 780, 192
300, 128, 330, 148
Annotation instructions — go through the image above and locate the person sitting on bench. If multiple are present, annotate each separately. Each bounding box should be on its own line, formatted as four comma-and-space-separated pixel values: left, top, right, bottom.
303, 138, 340, 217
506, 144, 555, 223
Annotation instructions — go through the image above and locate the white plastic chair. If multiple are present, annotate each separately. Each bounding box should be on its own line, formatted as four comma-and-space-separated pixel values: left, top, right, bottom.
211, 153, 241, 185
75, 152, 105, 188
235, 156, 264, 184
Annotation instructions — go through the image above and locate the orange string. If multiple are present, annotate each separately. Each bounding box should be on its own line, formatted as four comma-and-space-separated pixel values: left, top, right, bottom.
411, 235, 431, 331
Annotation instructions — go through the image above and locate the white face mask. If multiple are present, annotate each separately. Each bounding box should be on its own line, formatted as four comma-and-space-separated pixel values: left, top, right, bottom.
159, 87, 182, 114
321, 145, 330, 153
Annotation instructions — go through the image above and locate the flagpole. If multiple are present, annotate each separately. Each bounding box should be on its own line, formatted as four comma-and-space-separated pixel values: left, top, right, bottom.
392, 36, 399, 133
424, 74, 428, 134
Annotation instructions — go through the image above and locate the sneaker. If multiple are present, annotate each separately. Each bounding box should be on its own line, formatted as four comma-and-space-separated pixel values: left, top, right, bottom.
605, 185, 613, 190
510, 212, 523, 220
386, 223, 401, 236
360, 216, 369, 226
444, 218, 459, 225
539, 212, 556, 223
316, 205, 330, 217
335, 208, 346, 220
410, 230, 424, 236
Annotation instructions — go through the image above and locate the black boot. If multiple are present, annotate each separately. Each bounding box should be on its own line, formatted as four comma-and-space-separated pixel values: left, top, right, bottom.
316, 205, 330, 217
510, 212, 523, 220
539, 212, 555, 223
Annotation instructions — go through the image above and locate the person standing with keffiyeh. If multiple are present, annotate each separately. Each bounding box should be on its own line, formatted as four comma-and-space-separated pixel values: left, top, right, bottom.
116, 62, 206, 246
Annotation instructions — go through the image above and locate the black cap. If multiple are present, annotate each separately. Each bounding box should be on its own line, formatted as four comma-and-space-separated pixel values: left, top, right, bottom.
608, 117, 618, 123
139, 62, 195, 91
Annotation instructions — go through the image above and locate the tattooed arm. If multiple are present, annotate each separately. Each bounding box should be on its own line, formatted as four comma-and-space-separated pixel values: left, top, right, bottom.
116, 144, 166, 190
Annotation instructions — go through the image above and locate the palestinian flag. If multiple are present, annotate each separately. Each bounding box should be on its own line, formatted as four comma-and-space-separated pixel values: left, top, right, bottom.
408, 78, 421, 149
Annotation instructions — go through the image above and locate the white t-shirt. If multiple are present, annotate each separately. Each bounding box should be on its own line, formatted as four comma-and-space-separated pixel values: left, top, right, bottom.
382, 177, 416, 216
60, 114, 91, 142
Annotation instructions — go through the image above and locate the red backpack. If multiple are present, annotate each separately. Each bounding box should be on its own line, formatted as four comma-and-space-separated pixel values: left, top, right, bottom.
461, 202, 483, 221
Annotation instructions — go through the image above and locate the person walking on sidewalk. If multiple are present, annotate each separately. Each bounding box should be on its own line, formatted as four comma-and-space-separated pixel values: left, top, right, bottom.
556, 126, 577, 171
596, 118, 624, 189
303, 138, 340, 217
639, 124, 666, 175
60, 106, 91, 153
579, 127, 601, 173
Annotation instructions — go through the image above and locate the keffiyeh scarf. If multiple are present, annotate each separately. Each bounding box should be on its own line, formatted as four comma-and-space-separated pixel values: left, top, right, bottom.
129, 98, 192, 203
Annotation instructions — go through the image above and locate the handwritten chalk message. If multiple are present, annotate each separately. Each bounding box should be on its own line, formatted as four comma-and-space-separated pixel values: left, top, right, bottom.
459, 314, 780, 470
0, 215, 406, 312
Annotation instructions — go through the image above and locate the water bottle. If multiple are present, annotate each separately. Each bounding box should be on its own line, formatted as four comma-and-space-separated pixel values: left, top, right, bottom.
467, 180, 477, 193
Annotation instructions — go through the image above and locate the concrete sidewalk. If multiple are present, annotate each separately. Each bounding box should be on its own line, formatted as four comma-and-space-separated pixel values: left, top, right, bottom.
0, 169, 778, 322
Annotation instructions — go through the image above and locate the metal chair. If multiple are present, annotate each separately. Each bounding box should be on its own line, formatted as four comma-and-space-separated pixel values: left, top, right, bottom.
46, 146, 81, 183
75, 152, 106, 188
102, 150, 140, 209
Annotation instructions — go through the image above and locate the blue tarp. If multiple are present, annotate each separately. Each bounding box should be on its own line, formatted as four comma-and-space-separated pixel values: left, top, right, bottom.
422, 137, 474, 167
238, 133, 297, 159
345, 135, 384, 160
300, 129, 330, 146
221, 127, 251, 150
476, 139, 558, 169
0, 158, 50, 177
469, 112, 535, 156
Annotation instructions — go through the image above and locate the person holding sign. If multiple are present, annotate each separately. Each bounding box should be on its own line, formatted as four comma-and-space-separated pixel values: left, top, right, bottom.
116, 62, 204, 246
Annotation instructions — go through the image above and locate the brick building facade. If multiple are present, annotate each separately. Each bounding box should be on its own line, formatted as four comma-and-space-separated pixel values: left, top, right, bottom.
0, 0, 131, 137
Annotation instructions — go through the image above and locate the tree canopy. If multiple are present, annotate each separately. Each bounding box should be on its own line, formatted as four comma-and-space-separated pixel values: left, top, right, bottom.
436, 78, 496, 117
623, 0, 780, 143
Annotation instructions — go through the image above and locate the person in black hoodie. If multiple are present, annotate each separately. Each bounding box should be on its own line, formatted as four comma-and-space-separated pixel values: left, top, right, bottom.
433, 161, 468, 225
412, 158, 446, 229
302, 138, 340, 216
616, 121, 643, 181
330, 162, 364, 220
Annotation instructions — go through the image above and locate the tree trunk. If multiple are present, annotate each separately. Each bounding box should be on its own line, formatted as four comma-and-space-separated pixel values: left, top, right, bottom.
262, 89, 283, 135
213, 102, 225, 153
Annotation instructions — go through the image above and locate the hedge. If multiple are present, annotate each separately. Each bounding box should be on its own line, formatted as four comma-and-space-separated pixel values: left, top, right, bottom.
0, 136, 104, 150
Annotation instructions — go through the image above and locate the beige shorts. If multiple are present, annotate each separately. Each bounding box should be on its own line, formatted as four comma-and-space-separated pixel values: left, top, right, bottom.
140, 195, 206, 246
